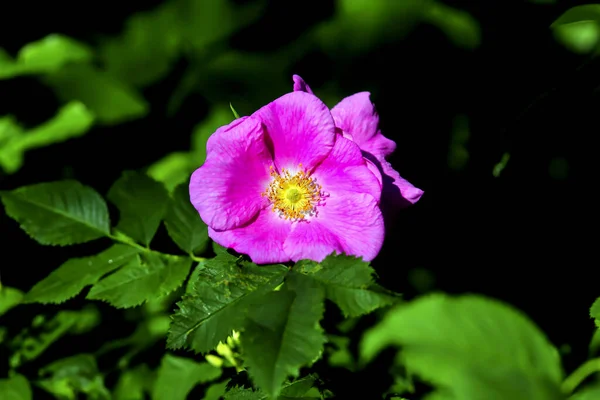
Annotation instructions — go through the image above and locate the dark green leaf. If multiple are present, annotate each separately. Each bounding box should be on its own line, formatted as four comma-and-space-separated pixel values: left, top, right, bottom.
0, 102, 94, 174
0, 34, 92, 79
0, 374, 32, 400
24, 245, 139, 304
280, 375, 318, 397
243, 274, 326, 398
296, 254, 399, 317
108, 171, 169, 246
164, 183, 209, 254
38, 354, 110, 400
1, 180, 110, 246
0, 286, 23, 316
45, 64, 148, 124
361, 294, 564, 400
152, 353, 222, 400
87, 252, 192, 308
167, 256, 288, 353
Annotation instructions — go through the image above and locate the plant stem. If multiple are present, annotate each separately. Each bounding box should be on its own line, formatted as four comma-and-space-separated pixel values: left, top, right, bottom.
562, 357, 600, 394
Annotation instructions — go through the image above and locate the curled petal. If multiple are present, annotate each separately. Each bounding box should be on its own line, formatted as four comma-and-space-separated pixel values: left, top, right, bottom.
292, 74, 314, 94
313, 134, 381, 203
190, 116, 273, 231
284, 193, 384, 262
380, 158, 424, 208
252, 91, 335, 172
331, 92, 396, 160
209, 209, 292, 264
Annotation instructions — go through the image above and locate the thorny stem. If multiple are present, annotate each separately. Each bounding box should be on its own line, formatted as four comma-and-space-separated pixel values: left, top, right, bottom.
562, 357, 600, 394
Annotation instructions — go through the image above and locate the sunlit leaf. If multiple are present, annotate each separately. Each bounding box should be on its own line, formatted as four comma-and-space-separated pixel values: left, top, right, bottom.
152, 353, 221, 400
87, 252, 192, 308
1, 180, 110, 246
168, 255, 288, 353
243, 274, 326, 398
0, 286, 24, 317
0, 102, 94, 174
108, 171, 169, 246
45, 64, 148, 124
0, 34, 92, 79
361, 294, 564, 400
24, 245, 139, 304
551, 5, 600, 54
164, 183, 209, 255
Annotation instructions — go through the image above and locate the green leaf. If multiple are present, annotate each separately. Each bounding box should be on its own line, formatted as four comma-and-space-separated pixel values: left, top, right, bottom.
108, 171, 169, 246
590, 298, 600, 328
99, 2, 181, 87
113, 364, 153, 400
424, 3, 480, 50
38, 354, 110, 400
571, 384, 600, 400
203, 380, 230, 400
296, 254, 399, 317
243, 274, 326, 398
360, 294, 564, 400
167, 256, 288, 353
164, 182, 209, 254
0, 286, 24, 316
230, 103, 241, 119
0, 374, 32, 400
44, 64, 148, 125
0, 34, 93, 79
224, 387, 267, 400
24, 245, 139, 304
87, 252, 192, 308
280, 375, 318, 397
0, 102, 94, 174
1, 180, 110, 246
551, 5, 600, 54
152, 353, 222, 400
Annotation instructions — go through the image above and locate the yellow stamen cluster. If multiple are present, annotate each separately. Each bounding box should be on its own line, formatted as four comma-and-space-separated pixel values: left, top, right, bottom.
263, 164, 323, 220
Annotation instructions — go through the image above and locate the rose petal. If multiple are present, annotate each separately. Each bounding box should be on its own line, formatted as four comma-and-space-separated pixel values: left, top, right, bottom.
380, 158, 424, 208
209, 209, 292, 264
292, 74, 314, 94
190, 116, 273, 231
284, 193, 384, 262
331, 92, 396, 159
252, 91, 335, 172
313, 134, 382, 203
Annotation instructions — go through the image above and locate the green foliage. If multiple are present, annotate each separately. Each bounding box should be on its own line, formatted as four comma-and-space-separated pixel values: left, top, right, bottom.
108, 171, 169, 246
570, 384, 600, 400
0, 374, 32, 400
590, 297, 600, 328
152, 353, 222, 400
0, 102, 94, 174
113, 364, 153, 400
361, 294, 564, 399
164, 183, 209, 255
1, 180, 110, 246
86, 252, 192, 308
551, 5, 600, 54
0, 285, 24, 316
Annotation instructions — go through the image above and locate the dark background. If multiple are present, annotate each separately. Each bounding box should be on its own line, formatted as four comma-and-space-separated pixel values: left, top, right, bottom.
1, 0, 598, 391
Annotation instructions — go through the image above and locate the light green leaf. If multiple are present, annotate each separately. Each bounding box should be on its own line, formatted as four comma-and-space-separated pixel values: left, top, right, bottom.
108, 171, 169, 246
360, 294, 564, 400
1, 180, 110, 246
167, 256, 288, 353
38, 354, 110, 400
590, 297, 600, 328
0, 286, 24, 316
0, 34, 92, 79
203, 380, 230, 400
45, 64, 148, 125
0, 102, 94, 174
295, 254, 399, 317
164, 182, 209, 254
24, 245, 139, 304
424, 3, 480, 50
152, 353, 221, 400
99, 1, 181, 87
551, 5, 600, 54
113, 364, 153, 400
87, 252, 192, 308
243, 274, 326, 398
147, 152, 194, 193
224, 387, 267, 400
230, 103, 241, 119
0, 374, 32, 400
570, 384, 600, 400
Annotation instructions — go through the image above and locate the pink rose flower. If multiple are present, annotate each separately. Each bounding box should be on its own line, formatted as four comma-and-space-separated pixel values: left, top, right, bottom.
189, 77, 422, 264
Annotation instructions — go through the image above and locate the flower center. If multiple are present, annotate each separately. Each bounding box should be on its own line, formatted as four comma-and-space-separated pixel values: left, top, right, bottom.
263, 164, 323, 220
